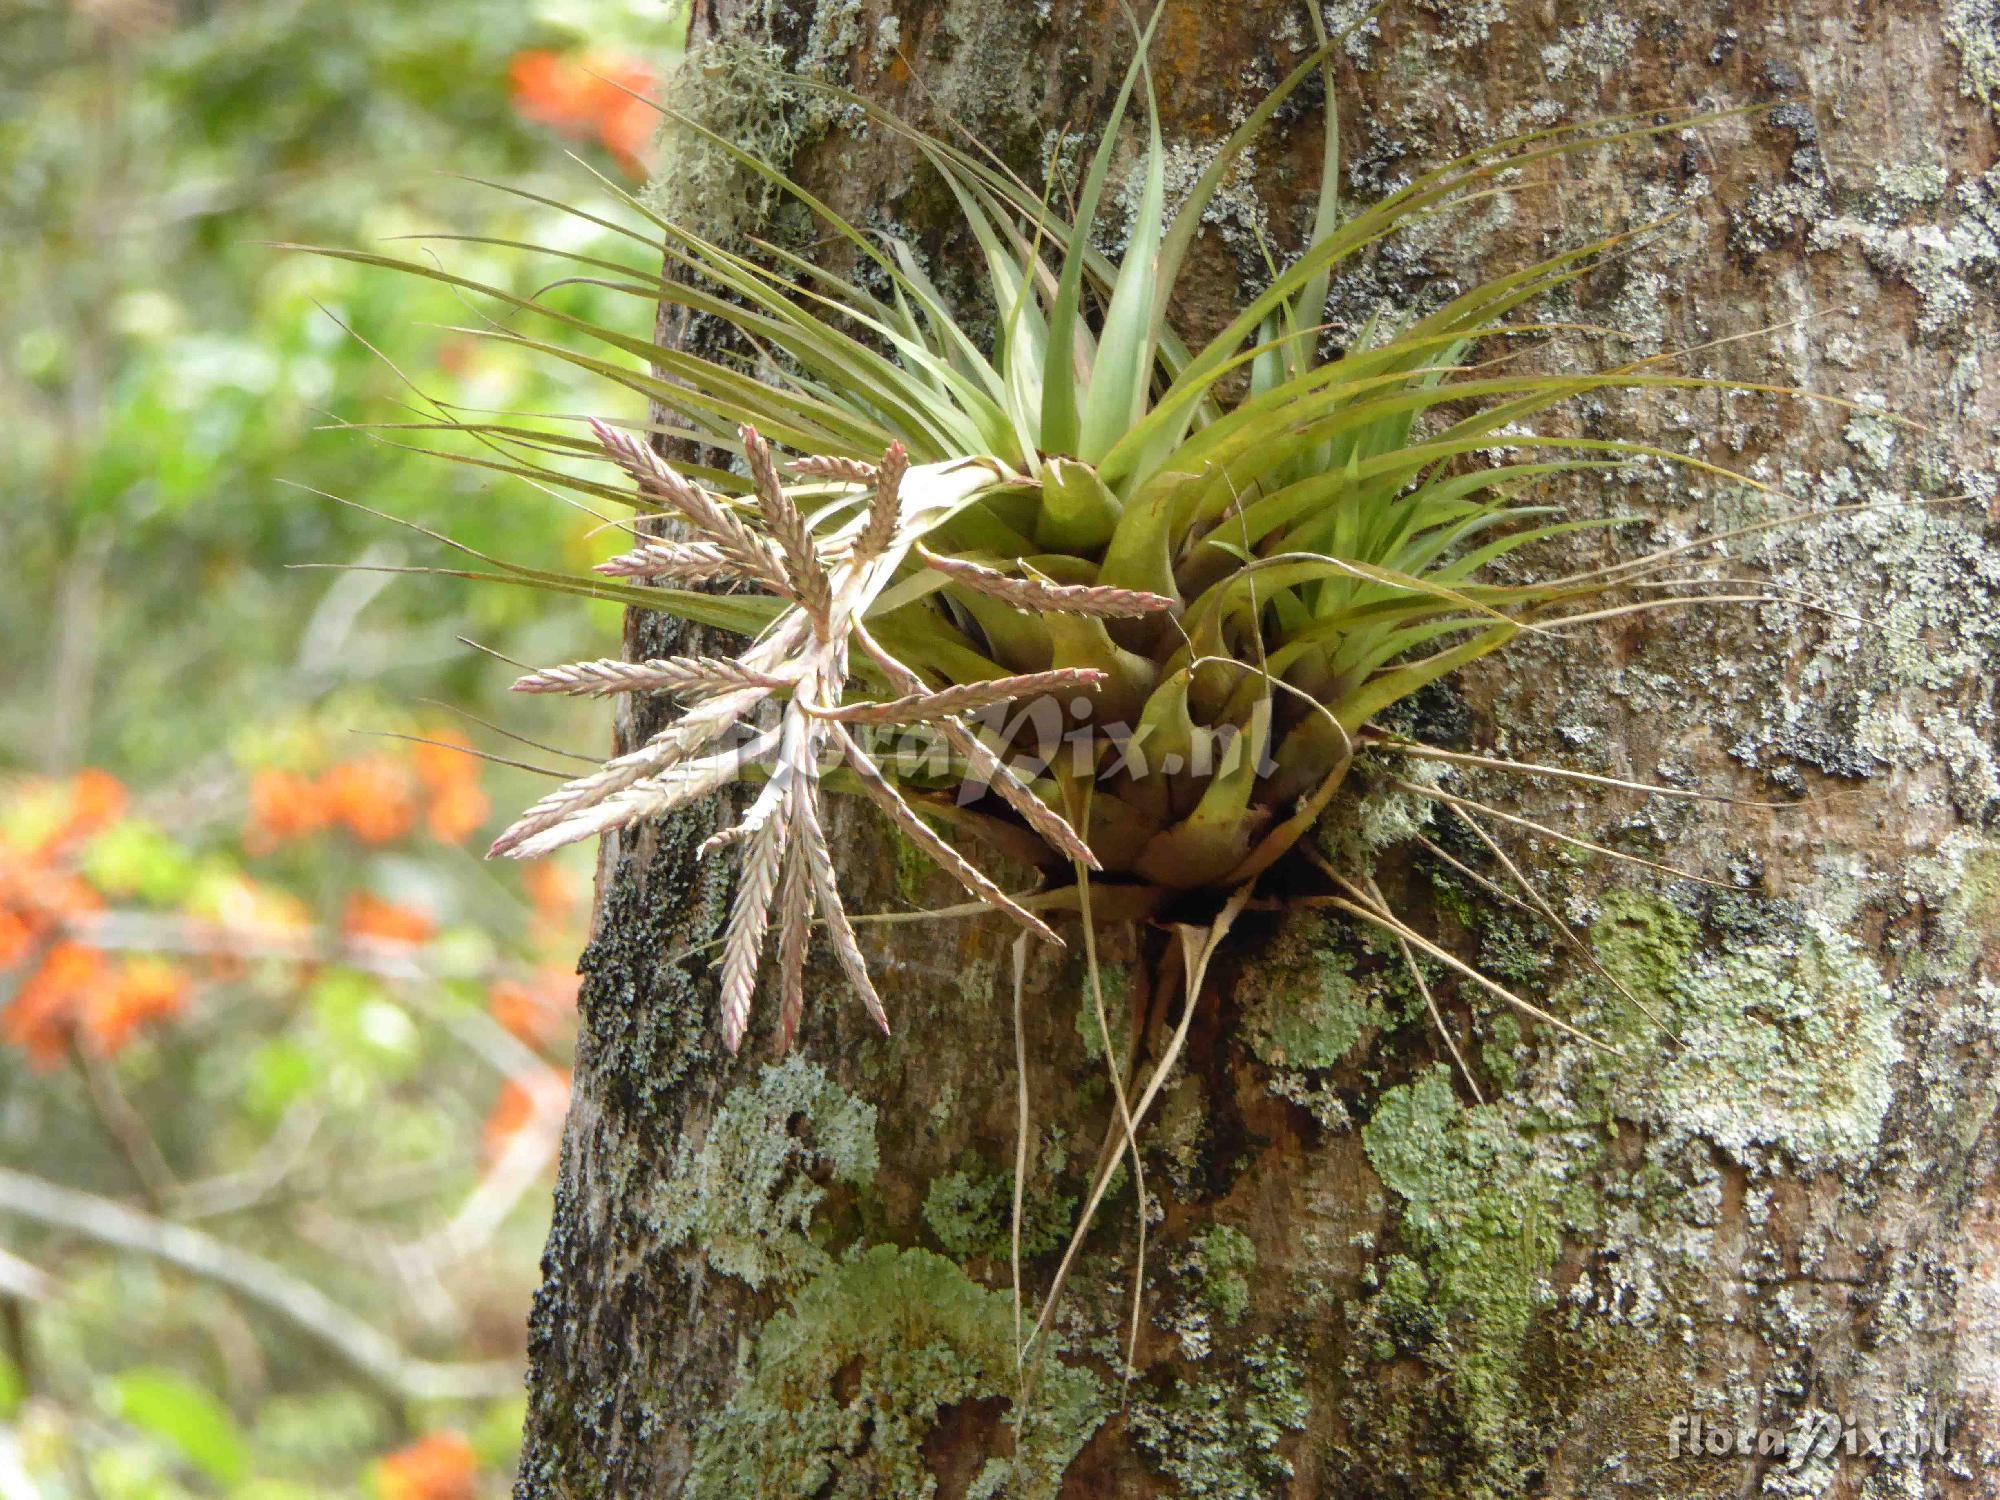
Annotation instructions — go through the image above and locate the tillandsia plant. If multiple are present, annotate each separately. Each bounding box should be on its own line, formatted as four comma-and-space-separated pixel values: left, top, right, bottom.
307, 10, 1877, 1055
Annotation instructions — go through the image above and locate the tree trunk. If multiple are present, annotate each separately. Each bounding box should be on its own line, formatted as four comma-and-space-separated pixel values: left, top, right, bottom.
514, 2, 2000, 1495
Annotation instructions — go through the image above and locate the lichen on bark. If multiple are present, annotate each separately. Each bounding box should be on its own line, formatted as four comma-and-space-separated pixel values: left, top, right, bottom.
647, 1055, 879, 1289
687, 1245, 1108, 1499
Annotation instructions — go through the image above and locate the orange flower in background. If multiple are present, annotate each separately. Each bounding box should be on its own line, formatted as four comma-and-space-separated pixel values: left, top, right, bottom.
249, 746, 486, 850
411, 732, 489, 844
521, 859, 580, 945
0, 910, 32, 969
3, 945, 190, 1066
0, 838, 102, 966
588, 58, 659, 172
84, 958, 190, 1055
377, 1430, 476, 1500
4, 941, 106, 1068
62, 769, 127, 845
488, 965, 579, 1049
481, 1077, 536, 1163
0, 773, 129, 1061
482, 1070, 569, 1163
507, 49, 587, 123
424, 778, 489, 844
320, 757, 418, 845
410, 732, 470, 790
5, 770, 128, 859
246, 768, 328, 852
508, 49, 657, 176
342, 891, 436, 947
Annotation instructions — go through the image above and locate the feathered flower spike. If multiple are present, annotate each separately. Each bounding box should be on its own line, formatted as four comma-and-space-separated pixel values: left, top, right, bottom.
500, 421, 1171, 1051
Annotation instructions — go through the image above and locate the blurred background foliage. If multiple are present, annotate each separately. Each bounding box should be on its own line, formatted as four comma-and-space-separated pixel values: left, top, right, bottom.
0, 0, 687, 1493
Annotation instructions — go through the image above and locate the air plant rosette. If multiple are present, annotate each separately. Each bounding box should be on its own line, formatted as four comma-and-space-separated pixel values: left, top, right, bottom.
309, 13, 1891, 1060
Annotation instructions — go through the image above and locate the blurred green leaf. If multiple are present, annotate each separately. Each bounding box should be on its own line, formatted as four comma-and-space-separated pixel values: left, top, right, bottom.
242, 1038, 319, 1123
81, 821, 200, 905
310, 970, 422, 1077
0, 1348, 21, 1418
108, 1367, 249, 1486
471, 1395, 530, 1467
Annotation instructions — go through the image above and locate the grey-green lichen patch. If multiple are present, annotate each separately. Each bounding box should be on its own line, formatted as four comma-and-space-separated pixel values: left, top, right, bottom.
645, 0, 879, 243
1410, 0, 1509, 53
687, 1245, 1107, 1500
1323, 0, 1383, 65
1805, 166, 2000, 342
647, 35, 808, 242
1129, 1337, 1310, 1499
1241, 918, 1384, 1074
1944, 0, 2000, 119
1582, 890, 1900, 1170
927, 0, 1048, 139
1841, 404, 1900, 473
1266, 1070, 1354, 1132
1194, 1225, 1257, 1325
1585, 887, 1699, 1007
1323, 166, 1519, 343
1569, 1132, 1727, 1339
1312, 756, 1444, 872
1537, 15, 1638, 83
1474, 907, 1560, 988
804, 0, 867, 75
1480, 1012, 1522, 1094
1160, 1224, 1248, 1368
1901, 830, 2000, 988
873, 13, 901, 56
1340, 888, 1916, 1491
922, 1163, 1076, 1261
1735, 484, 2000, 819
648, 1056, 878, 1289
1074, 960, 1133, 1062
1149, 1072, 1214, 1193
1104, 135, 1273, 283
1352, 1251, 1440, 1360
1729, 112, 2000, 352
1888, 832, 2000, 1148
1161, 1222, 1262, 1359
1874, 157, 1951, 216
1361, 1066, 1568, 1468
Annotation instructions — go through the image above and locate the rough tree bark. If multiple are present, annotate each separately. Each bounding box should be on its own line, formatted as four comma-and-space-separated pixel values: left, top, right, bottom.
514, 1, 1999, 1495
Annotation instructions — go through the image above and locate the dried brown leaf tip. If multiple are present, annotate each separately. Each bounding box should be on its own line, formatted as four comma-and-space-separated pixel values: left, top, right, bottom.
496, 428, 1095, 1053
